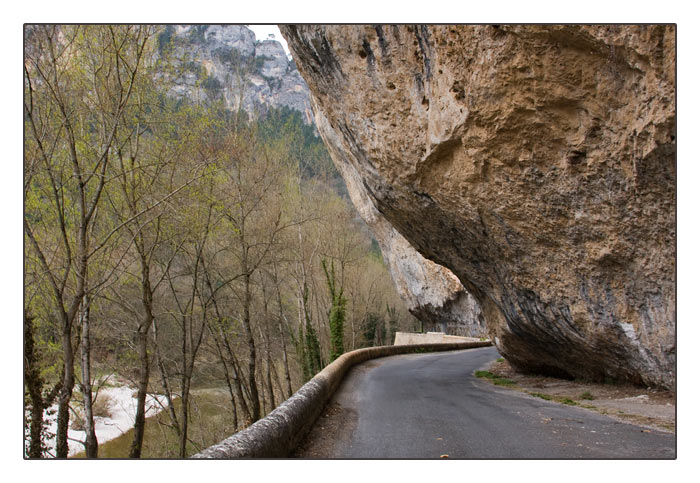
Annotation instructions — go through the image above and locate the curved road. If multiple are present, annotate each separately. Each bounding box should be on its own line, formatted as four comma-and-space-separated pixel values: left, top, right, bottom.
295, 347, 675, 459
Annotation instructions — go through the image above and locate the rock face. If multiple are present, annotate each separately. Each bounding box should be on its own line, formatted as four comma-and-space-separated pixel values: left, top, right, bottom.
280, 25, 676, 388
314, 106, 486, 337
165, 25, 313, 122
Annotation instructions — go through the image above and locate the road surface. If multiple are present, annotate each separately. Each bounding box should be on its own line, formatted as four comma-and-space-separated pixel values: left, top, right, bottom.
295, 346, 675, 458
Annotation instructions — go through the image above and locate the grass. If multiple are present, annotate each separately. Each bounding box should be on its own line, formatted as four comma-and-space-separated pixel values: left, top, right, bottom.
493, 378, 516, 386
579, 391, 595, 400
528, 391, 578, 406
474, 370, 515, 386
496, 358, 505, 362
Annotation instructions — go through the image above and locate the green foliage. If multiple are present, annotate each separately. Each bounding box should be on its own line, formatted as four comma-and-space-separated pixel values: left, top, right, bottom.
322, 259, 346, 362
369, 238, 383, 261
201, 75, 223, 92
157, 25, 175, 53
189, 25, 208, 44
255, 106, 341, 188
580, 391, 595, 400
184, 61, 204, 78
362, 312, 386, 347
530, 392, 552, 401
386, 305, 399, 345
301, 284, 322, 381
217, 47, 244, 66
474, 370, 515, 386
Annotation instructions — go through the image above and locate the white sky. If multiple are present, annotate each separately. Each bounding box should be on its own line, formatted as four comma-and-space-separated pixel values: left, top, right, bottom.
246, 24, 291, 58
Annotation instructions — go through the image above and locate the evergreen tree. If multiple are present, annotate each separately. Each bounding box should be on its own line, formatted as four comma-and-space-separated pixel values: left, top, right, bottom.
322, 259, 346, 362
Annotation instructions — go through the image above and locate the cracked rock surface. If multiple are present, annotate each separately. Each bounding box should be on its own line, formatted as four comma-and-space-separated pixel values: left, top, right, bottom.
280, 25, 676, 388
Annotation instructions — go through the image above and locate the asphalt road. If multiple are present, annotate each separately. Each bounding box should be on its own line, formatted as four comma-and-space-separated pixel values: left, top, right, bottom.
296, 346, 675, 459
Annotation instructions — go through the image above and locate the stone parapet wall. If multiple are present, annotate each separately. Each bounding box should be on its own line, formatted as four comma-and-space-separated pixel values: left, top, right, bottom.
193, 340, 492, 458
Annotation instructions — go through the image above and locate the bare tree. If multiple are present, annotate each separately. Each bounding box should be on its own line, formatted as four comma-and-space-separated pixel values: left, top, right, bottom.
24, 25, 152, 458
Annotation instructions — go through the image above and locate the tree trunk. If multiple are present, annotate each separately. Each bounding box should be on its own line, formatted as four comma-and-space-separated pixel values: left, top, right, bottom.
222, 332, 251, 425
208, 325, 238, 429
242, 272, 260, 421
79, 295, 98, 458
55, 314, 75, 459
24, 313, 57, 458
278, 315, 293, 399
178, 311, 190, 459
153, 320, 180, 436
129, 327, 150, 458
266, 353, 276, 411
178, 377, 190, 458
130, 257, 154, 458
272, 265, 293, 398
260, 281, 276, 412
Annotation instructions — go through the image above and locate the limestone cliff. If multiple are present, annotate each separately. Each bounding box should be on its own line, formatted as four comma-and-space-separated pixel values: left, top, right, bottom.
280, 25, 676, 388
315, 107, 486, 336
164, 25, 313, 122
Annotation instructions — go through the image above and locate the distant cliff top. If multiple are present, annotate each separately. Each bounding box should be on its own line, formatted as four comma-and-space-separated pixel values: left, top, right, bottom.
161, 25, 313, 123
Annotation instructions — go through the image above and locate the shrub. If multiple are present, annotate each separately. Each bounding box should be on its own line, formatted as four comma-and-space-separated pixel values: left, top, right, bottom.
92, 392, 114, 418
69, 392, 114, 430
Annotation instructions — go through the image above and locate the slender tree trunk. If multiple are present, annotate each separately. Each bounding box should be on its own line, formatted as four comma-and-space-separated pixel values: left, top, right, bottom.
208, 325, 238, 429
266, 352, 276, 411
153, 320, 180, 436
55, 314, 75, 459
79, 295, 98, 458
24, 313, 43, 458
178, 375, 190, 458
178, 312, 190, 459
130, 257, 154, 458
260, 281, 276, 412
129, 327, 150, 458
277, 315, 293, 398
222, 332, 251, 425
24, 313, 59, 458
242, 272, 260, 421
272, 264, 293, 398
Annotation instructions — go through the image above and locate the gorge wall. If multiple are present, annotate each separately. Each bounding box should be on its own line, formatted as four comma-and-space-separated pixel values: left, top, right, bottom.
163, 25, 313, 122
316, 108, 486, 336
280, 25, 676, 388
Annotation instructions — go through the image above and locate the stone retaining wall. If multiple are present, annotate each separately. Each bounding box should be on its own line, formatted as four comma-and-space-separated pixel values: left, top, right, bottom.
193, 340, 492, 458
393, 331, 486, 345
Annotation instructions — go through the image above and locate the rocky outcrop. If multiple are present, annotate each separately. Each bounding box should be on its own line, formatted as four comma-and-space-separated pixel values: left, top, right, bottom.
280, 25, 676, 388
314, 107, 486, 337
165, 25, 313, 122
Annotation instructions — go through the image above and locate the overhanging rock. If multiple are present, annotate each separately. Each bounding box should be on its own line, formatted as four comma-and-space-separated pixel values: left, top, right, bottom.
280, 25, 676, 388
